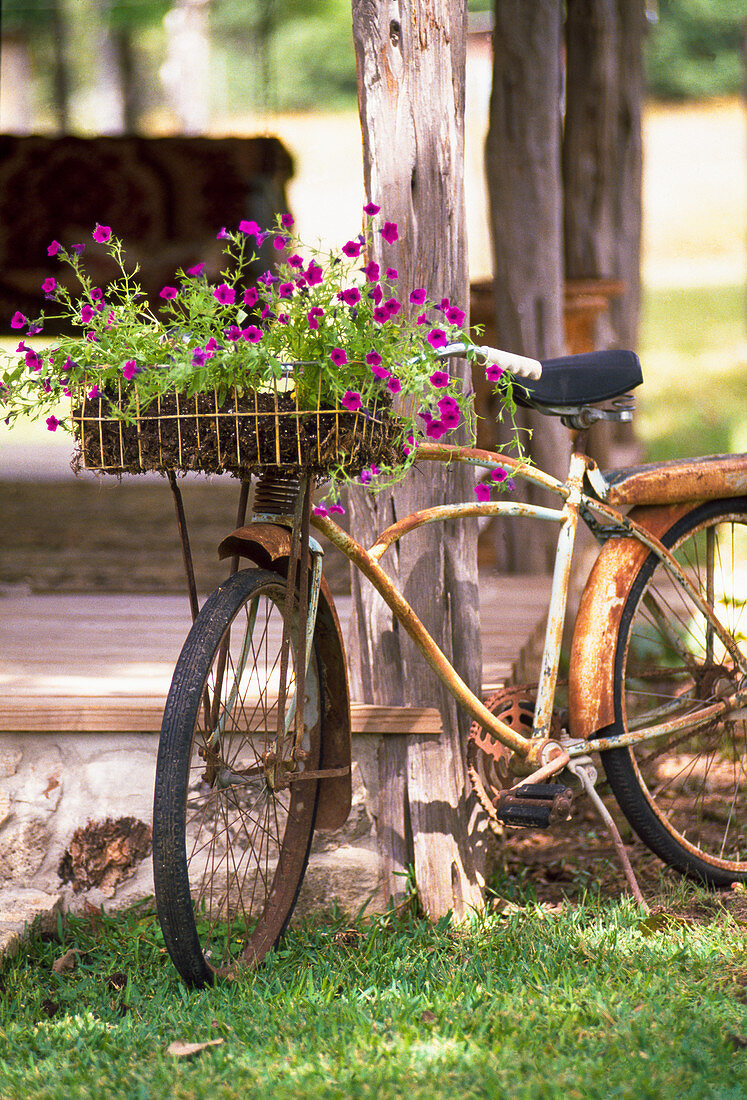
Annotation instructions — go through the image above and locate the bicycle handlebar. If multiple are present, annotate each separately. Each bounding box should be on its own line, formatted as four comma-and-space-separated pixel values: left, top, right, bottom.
435, 342, 542, 380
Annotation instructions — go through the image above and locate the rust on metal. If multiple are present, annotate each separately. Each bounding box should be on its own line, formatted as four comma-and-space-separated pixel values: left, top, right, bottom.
569, 502, 692, 741
584, 689, 746, 754
311, 512, 533, 757
414, 442, 567, 496
604, 452, 747, 507
218, 521, 353, 830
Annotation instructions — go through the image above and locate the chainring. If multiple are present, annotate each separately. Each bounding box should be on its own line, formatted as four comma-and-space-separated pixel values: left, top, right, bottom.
467, 685, 561, 825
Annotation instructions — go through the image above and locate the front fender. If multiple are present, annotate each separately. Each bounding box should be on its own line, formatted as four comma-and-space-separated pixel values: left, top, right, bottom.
568, 503, 693, 741
218, 524, 352, 830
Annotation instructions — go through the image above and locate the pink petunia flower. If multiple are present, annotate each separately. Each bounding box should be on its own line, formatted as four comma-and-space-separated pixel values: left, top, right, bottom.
313, 505, 329, 517
91, 287, 104, 301
213, 283, 236, 306
278, 282, 295, 299
47, 240, 61, 257
386, 268, 398, 281
329, 503, 346, 515
242, 326, 263, 343
42, 277, 56, 295
373, 306, 390, 324
80, 304, 95, 323
187, 262, 206, 277
342, 240, 362, 258
342, 288, 361, 306
365, 351, 382, 368
87, 385, 100, 400
273, 235, 288, 250
429, 369, 450, 387
281, 213, 294, 229
387, 377, 402, 395
238, 220, 262, 240
371, 363, 390, 381
416, 313, 428, 325
225, 325, 242, 341
287, 254, 304, 269
362, 261, 380, 282
427, 329, 448, 350
445, 306, 466, 326
363, 202, 380, 216
160, 286, 178, 301
93, 224, 112, 243
490, 467, 508, 483
475, 483, 491, 502
381, 222, 399, 244
330, 348, 348, 367
485, 363, 504, 383
306, 262, 323, 286
10, 312, 26, 330
425, 419, 448, 440
46, 415, 60, 432
243, 287, 259, 308
122, 360, 140, 380
341, 390, 362, 412
384, 298, 401, 317
410, 288, 427, 306
307, 306, 324, 330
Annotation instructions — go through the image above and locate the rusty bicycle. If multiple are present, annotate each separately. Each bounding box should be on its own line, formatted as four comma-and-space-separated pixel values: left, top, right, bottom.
152, 343, 747, 986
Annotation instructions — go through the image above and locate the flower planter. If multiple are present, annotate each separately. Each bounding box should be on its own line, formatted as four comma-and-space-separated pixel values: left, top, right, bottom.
71, 381, 401, 478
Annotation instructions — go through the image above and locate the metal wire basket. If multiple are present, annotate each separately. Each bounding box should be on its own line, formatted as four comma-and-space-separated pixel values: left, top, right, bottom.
71, 378, 400, 477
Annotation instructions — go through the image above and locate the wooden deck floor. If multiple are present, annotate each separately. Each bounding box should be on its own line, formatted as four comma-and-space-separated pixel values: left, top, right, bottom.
0, 574, 552, 727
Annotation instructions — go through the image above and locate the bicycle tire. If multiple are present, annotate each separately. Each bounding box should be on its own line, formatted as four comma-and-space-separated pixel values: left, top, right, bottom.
153, 568, 323, 986
602, 497, 747, 885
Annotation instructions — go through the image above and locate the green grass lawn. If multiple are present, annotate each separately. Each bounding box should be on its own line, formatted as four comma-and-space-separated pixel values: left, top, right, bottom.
1, 891, 746, 1100
637, 283, 746, 461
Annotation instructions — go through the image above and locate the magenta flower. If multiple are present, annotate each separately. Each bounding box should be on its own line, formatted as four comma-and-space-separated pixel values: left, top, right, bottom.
160, 286, 178, 301
416, 313, 428, 325
307, 306, 324, 330
445, 306, 466, 326
239, 219, 263, 240
273, 236, 288, 251
42, 277, 56, 294
363, 202, 380, 216
87, 385, 100, 400
46, 415, 60, 432
475, 483, 491, 502
342, 239, 362, 258
439, 297, 451, 311
365, 351, 382, 368
429, 369, 450, 387
486, 363, 504, 383
381, 221, 399, 244
10, 312, 26, 330
425, 419, 448, 440
306, 262, 324, 286
313, 505, 329, 517
386, 267, 398, 281
427, 329, 448, 350
244, 287, 259, 308
370, 283, 384, 305
91, 287, 104, 301
242, 325, 263, 343
123, 360, 140, 380
384, 298, 401, 317
93, 224, 112, 244
26, 350, 43, 371
330, 348, 348, 367
47, 240, 61, 257
373, 306, 390, 324
281, 213, 294, 229
342, 287, 361, 307
278, 313, 289, 324
186, 262, 205, 277
216, 227, 230, 240
206, 338, 219, 353
410, 288, 427, 306
438, 396, 461, 428
213, 283, 236, 306
225, 325, 241, 341
80, 304, 95, 323
287, 254, 304, 269
329, 502, 346, 515
490, 467, 508, 483
360, 469, 373, 485
342, 390, 362, 412
278, 282, 295, 299
371, 363, 390, 381
362, 261, 380, 282
387, 377, 402, 395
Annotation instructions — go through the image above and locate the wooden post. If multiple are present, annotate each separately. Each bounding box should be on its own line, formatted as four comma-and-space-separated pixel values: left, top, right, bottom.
349, 0, 484, 919
484, 0, 568, 573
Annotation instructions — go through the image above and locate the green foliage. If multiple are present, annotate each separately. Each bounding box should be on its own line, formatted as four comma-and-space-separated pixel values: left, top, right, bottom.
646, 0, 745, 101
1, 894, 746, 1099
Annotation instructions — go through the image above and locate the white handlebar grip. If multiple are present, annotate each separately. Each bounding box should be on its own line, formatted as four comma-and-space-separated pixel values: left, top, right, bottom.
477, 346, 542, 380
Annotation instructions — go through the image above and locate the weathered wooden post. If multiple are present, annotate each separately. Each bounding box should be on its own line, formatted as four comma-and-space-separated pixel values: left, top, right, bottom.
483, 0, 568, 574
349, 0, 484, 918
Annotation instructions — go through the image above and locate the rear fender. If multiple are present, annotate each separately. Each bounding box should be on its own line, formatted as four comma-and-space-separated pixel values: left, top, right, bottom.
568, 503, 693, 741
218, 524, 352, 830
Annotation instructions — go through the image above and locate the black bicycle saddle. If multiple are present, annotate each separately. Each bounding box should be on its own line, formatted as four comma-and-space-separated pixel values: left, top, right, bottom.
513, 349, 643, 409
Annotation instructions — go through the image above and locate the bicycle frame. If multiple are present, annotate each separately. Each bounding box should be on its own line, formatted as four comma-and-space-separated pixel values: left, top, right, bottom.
310, 442, 747, 767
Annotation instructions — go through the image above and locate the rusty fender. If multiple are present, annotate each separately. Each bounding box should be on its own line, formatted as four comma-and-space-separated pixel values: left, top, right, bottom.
218, 524, 352, 830
568, 503, 692, 742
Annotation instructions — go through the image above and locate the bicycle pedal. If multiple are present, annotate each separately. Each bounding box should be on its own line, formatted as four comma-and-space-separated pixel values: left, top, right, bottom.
493, 784, 575, 829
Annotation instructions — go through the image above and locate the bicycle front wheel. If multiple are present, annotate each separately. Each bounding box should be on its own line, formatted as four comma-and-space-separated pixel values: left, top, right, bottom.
153, 568, 322, 986
603, 498, 747, 885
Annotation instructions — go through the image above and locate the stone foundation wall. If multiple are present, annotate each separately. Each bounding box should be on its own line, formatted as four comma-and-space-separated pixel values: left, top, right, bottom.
0, 732, 385, 919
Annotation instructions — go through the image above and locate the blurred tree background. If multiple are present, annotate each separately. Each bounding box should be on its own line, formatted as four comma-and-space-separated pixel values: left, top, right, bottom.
0, 0, 743, 133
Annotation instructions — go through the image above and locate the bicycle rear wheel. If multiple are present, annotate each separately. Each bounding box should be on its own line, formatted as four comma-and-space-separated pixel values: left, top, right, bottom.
603, 498, 747, 885
153, 568, 322, 986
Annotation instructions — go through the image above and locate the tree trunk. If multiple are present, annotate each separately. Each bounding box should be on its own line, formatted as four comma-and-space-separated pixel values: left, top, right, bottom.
350, 0, 484, 919
484, 0, 568, 573
563, 0, 646, 466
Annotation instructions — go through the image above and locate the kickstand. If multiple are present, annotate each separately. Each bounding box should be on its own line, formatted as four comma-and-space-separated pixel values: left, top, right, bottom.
568, 759, 649, 911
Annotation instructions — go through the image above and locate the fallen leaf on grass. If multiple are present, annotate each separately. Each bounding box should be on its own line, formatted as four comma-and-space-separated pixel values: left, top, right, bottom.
420, 1010, 437, 1024
52, 948, 80, 973
727, 1033, 747, 1051
637, 912, 692, 937
167, 1039, 225, 1059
